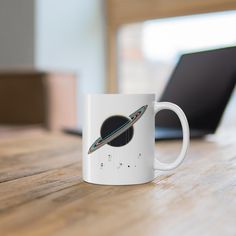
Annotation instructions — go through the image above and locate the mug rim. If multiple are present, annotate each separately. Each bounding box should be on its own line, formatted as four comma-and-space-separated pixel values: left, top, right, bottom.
85, 93, 156, 97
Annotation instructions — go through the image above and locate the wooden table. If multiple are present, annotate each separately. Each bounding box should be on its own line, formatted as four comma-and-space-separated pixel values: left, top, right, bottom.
0, 131, 235, 236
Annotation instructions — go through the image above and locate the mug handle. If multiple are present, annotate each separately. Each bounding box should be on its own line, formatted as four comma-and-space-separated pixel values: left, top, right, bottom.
154, 102, 190, 171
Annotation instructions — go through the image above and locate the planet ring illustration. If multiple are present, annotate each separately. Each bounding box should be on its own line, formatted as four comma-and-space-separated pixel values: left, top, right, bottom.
88, 105, 148, 154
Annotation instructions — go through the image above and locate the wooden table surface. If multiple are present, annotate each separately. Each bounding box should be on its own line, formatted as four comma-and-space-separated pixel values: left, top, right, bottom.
0, 131, 235, 236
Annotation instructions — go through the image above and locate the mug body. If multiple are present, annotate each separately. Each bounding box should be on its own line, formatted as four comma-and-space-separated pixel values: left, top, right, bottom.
83, 94, 156, 185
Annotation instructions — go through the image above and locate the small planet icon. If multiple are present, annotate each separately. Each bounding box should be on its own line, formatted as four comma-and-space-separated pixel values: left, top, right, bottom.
88, 105, 148, 154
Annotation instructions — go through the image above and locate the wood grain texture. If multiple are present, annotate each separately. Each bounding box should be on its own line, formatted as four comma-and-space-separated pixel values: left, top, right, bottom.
0, 132, 235, 236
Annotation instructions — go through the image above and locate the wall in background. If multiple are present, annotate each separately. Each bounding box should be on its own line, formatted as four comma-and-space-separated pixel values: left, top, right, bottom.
0, 0, 106, 127
36, 0, 106, 126
0, 0, 35, 68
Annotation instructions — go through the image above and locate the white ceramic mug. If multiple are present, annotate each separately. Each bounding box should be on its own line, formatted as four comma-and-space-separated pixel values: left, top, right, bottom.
83, 94, 189, 185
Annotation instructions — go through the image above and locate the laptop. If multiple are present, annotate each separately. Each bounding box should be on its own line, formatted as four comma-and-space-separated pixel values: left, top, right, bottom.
155, 46, 236, 140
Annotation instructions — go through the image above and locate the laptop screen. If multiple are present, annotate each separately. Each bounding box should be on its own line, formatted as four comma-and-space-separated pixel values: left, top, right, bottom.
156, 46, 236, 132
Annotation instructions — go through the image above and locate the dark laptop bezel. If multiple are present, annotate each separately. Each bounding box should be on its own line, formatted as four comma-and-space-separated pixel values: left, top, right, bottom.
155, 46, 236, 139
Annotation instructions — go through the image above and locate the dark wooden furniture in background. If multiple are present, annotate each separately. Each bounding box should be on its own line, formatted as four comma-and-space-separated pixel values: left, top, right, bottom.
0, 131, 235, 235
0, 71, 77, 131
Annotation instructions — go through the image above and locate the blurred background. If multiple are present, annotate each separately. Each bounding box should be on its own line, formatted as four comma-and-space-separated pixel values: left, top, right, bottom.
0, 0, 235, 135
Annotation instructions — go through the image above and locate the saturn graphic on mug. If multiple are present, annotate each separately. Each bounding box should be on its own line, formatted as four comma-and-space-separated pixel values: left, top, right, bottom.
88, 105, 148, 154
